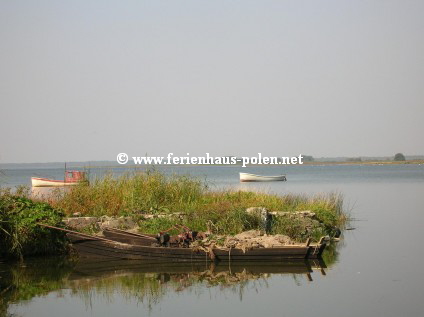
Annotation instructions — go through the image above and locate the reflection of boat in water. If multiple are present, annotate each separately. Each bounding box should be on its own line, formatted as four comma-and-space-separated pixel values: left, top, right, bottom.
0, 256, 329, 314
31, 170, 87, 187
239, 172, 287, 182
69, 257, 327, 283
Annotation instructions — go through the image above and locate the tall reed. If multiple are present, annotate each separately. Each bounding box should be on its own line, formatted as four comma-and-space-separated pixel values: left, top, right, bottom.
50, 171, 346, 240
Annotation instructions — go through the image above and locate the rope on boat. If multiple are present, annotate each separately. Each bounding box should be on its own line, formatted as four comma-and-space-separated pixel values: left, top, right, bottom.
192, 244, 216, 261
191, 244, 233, 262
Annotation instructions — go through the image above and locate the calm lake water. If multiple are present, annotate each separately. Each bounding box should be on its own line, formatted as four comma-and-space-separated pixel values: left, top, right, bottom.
1, 164, 424, 317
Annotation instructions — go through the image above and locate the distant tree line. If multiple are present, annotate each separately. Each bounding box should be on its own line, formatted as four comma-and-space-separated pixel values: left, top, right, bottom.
394, 153, 405, 161
302, 155, 314, 162
346, 157, 362, 162
278, 153, 408, 163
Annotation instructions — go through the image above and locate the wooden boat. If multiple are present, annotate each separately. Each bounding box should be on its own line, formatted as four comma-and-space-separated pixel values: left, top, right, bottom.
102, 227, 327, 260
67, 232, 317, 261
103, 227, 157, 246
239, 172, 287, 182
31, 170, 87, 187
38, 224, 326, 262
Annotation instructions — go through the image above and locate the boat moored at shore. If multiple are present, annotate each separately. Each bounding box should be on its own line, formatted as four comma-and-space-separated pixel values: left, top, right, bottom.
66, 231, 324, 261
31, 170, 87, 187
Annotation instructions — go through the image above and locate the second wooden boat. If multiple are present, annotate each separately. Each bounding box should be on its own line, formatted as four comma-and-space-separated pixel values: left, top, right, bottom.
103, 227, 157, 246
101, 228, 327, 260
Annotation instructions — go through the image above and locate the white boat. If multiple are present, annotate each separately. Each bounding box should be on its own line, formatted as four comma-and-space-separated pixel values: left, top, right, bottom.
239, 172, 287, 182
31, 177, 80, 187
31, 171, 87, 187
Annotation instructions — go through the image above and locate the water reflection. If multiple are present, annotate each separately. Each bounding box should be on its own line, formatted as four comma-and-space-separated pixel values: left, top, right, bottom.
0, 252, 333, 315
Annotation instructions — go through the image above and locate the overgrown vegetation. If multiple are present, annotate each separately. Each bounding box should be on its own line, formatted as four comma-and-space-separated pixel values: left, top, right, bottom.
0, 171, 346, 259
0, 188, 67, 259
49, 171, 346, 241
50, 171, 206, 216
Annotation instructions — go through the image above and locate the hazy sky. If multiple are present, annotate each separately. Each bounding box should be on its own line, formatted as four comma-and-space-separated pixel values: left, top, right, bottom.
1, 0, 423, 163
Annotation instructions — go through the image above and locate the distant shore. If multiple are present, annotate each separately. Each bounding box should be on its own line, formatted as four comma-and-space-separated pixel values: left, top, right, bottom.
1, 159, 423, 169
300, 160, 424, 166
77, 160, 424, 168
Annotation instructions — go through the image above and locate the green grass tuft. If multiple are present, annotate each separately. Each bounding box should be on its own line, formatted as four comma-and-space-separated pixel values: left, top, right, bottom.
49, 171, 346, 241
0, 189, 67, 259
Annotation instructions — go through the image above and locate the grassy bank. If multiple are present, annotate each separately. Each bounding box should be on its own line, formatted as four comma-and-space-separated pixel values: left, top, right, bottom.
0, 188, 67, 259
50, 171, 347, 241
0, 171, 347, 259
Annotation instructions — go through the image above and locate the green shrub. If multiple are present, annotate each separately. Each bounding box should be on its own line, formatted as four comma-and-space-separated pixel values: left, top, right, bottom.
0, 189, 67, 259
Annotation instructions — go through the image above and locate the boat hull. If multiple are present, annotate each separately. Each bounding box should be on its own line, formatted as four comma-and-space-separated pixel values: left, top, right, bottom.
68, 233, 210, 261
102, 228, 325, 259
239, 173, 287, 182
31, 177, 82, 187
68, 232, 324, 262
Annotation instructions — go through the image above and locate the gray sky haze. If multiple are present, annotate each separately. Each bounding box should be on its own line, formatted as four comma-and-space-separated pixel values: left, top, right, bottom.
1, 0, 423, 163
